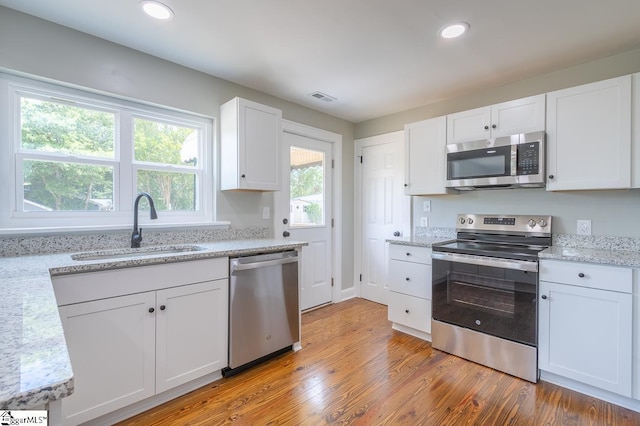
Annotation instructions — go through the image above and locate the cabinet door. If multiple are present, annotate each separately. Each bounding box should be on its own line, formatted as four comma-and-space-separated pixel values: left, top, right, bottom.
546, 75, 631, 190
539, 281, 632, 396
221, 97, 282, 191
60, 293, 156, 426
491, 94, 545, 137
156, 280, 228, 393
404, 116, 447, 195
446, 106, 491, 143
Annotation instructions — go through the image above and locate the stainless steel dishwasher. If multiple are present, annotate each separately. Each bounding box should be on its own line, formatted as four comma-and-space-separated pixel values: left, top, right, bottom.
223, 250, 299, 377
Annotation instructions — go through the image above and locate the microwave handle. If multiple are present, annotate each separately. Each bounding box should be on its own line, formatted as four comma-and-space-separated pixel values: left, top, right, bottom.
510, 144, 518, 176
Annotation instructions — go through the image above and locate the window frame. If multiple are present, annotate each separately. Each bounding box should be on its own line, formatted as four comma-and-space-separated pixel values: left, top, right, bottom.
0, 73, 215, 232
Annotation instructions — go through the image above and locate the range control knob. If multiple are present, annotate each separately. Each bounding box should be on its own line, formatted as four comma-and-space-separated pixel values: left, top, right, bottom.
528, 219, 536, 228
538, 219, 548, 227
459, 217, 466, 224
468, 218, 474, 225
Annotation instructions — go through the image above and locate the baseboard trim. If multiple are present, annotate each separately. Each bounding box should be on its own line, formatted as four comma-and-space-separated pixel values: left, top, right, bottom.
391, 322, 432, 342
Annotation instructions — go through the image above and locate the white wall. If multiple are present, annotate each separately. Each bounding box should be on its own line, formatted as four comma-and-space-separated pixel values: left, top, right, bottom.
413, 189, 640, 236
0, 6, 356, 289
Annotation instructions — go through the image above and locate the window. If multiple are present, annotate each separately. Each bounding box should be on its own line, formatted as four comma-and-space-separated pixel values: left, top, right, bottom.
0, 74, 214, 230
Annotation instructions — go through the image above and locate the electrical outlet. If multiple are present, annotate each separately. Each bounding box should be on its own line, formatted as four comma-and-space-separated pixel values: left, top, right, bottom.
262, 206, 270, 220
420, 217, 429, 227
577, 219, 591, 236
423, 200, 431, 212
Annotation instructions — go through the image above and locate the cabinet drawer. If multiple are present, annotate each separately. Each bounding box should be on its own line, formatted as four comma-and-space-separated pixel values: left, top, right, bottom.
388, 260, 431, 299
539, 260, 631, 293
388, 292, 431, 333
389, 244, 431, 264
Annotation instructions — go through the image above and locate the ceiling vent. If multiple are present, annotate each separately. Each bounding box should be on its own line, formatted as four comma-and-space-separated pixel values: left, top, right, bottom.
310, 91, 337, 102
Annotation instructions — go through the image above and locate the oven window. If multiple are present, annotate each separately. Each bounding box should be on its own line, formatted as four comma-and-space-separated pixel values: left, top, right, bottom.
432, 259, 538, 346
447, 145, 511, 180
447, 272, 515, 315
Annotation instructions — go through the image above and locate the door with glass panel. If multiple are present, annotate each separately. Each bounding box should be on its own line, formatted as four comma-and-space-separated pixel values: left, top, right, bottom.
279, 132, 333, 311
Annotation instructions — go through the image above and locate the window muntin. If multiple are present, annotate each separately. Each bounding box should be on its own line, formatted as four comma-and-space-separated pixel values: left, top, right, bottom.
2, 75, 213, 230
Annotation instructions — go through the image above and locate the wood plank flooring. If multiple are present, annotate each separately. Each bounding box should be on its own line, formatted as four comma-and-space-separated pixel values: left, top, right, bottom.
117, 298, 640, 425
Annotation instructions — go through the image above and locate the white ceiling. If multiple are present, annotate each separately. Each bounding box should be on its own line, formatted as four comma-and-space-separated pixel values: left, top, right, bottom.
1, 0, 640, 123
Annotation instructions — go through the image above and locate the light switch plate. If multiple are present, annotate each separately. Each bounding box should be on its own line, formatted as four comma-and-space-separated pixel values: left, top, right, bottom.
420, 217, 429, 226
577, 219, 591, 236
262, 206, 270, 220
423, 200, 431, 212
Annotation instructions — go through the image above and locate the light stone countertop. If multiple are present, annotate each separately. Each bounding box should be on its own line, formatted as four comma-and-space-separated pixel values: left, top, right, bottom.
0, 239, 307, 410
385, 236, 454, 248
539, 246, 640, 268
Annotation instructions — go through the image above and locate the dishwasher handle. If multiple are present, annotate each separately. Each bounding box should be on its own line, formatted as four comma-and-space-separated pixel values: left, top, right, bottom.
232, 256, 298, 272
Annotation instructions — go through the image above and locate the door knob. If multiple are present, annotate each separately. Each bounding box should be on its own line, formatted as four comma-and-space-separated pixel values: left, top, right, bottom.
393, 231, 400, 237
283, 231, 290, 237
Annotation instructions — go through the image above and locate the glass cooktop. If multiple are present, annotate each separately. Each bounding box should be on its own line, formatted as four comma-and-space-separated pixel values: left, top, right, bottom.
432, 240, 547, 262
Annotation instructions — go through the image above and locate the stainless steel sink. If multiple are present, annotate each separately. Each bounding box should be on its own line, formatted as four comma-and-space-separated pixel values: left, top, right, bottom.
71, 245, 205, 261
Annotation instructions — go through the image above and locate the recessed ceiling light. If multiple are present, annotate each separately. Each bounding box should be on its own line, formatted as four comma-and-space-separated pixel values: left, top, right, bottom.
440, 22, 469, 39
140, 1, 174, 20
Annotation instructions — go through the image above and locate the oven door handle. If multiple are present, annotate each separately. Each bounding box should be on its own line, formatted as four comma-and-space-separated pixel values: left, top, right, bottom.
431, 252, 538, 272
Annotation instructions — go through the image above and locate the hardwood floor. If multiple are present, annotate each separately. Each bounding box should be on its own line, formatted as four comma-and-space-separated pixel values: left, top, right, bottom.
118, 298, 640, 425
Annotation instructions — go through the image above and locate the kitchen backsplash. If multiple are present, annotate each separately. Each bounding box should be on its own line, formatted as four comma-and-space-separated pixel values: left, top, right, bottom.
552, 234, 640, 251
0, 226, 269, 257
414, 226, 457, 239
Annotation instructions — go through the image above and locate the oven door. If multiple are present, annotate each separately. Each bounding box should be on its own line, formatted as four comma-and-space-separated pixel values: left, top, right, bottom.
431, 252, 538, 346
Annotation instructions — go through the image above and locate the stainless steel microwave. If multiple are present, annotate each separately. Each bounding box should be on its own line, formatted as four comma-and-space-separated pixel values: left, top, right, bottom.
445, 131, 545, 190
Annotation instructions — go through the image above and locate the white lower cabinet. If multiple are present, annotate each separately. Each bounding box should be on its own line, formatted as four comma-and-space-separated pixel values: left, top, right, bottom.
53, 258, 228, 425
59, 293, 156, 425
539, 260, 632, 397
387, 244, 432, 340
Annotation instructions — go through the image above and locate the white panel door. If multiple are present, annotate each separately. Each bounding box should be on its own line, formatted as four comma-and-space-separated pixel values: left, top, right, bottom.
360, 134, 408, 305
279, 132, 333, 310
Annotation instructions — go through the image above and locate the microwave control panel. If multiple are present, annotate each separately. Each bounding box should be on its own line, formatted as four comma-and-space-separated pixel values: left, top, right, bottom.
516, 142, 540, 175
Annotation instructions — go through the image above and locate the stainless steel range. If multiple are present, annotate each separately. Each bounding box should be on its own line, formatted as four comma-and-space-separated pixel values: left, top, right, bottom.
431, 214, 552, 383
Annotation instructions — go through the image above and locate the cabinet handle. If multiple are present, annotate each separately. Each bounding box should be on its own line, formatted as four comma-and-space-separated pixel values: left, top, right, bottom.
491, 124, 497, 129
406, 252, 411, 256
548, 174, 554, 179
404, 183, 408, 187
541, 295, 547, 300
405, 309, 410, 313
241, 174, 246, 178
148, 307, 155, 313
405, 277, 410, 281
160, 305, 166, 311
578, 273, 585, 278
484, 125, 489, 130
393, 231, 400, 237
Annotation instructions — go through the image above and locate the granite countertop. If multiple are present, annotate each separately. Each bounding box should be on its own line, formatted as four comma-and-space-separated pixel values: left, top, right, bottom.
539, 246, 640, 268
0, 239, 307, 410
385, 236, 454, 248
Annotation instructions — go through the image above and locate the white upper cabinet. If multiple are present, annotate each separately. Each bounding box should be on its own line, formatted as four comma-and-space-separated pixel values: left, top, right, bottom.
447, 94, 545, 143
546, 75, 632, 191
404, 116, 448, 195
632, 73, 640, 188
220, 97, 282, 191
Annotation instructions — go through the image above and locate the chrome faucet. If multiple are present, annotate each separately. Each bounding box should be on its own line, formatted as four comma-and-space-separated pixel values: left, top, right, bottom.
131, 192, 158, 248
